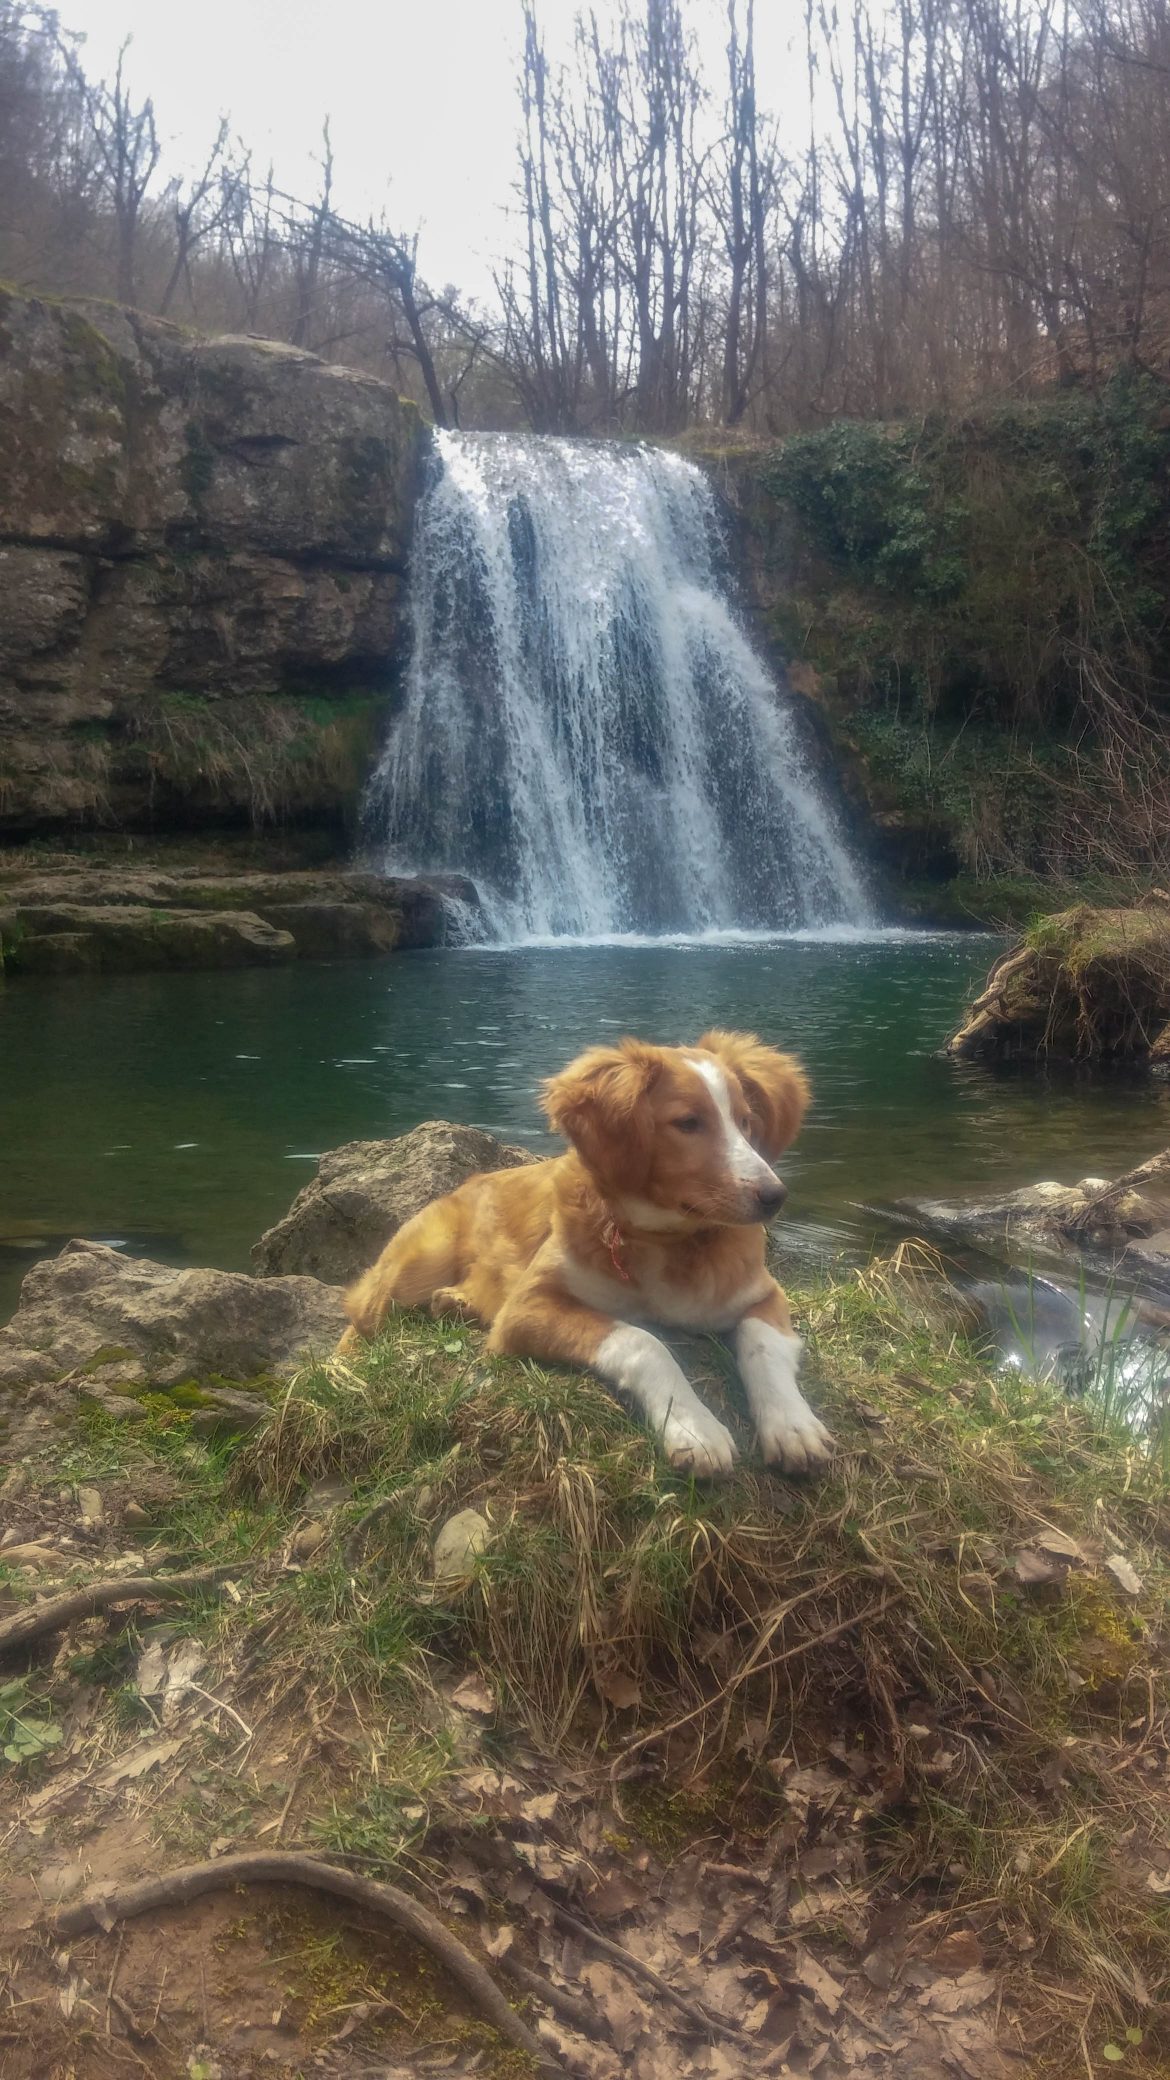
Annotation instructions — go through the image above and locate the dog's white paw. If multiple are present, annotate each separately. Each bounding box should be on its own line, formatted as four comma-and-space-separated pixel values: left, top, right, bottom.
756, 1406, 835, 1474
661, 1402, 739, 1478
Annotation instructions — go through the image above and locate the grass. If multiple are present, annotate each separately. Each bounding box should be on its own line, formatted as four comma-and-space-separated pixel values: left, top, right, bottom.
3, 1265, 1169, 2067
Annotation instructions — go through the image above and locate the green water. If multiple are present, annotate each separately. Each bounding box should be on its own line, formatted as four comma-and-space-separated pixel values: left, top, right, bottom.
3, 934, 1169, 1319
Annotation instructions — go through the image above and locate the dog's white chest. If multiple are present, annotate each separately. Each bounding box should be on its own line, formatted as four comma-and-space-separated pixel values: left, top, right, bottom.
562, 1255, 766, 1334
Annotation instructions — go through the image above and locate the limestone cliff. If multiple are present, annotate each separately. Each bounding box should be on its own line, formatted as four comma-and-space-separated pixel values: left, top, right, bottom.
0, 290, 425, 837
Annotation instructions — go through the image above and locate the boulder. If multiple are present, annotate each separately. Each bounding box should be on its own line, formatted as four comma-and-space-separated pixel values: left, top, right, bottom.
0, 1239, 346, 1393
947, 901, 1170, 1064
253, 1121, 537, 1285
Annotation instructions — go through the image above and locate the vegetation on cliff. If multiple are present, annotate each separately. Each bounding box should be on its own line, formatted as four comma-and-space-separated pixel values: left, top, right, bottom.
1, 1262, 1168, 2074
718, 382, 1170, 902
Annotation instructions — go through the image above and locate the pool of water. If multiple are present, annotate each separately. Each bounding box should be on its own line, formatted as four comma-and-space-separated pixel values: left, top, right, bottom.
3, 933, 1169, 1319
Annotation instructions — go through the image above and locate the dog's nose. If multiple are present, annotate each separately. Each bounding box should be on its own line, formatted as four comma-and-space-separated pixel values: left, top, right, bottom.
755, 1179, 787, 1217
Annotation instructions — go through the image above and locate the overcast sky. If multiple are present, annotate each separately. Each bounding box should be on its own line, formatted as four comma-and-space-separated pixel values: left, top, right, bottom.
69, 0, 809, 301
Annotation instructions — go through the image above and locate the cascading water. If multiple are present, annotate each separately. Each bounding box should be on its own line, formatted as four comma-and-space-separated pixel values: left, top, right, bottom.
363, 430, 871, 941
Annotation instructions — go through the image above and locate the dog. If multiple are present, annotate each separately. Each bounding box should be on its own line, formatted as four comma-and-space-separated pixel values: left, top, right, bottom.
342, 1030, 834, 1478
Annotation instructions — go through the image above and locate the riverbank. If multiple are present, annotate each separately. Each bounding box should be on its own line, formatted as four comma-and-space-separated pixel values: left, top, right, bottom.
1, 1251, 1166, 2078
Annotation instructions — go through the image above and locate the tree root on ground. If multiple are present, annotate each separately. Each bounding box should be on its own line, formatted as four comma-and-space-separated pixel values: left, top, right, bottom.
0, 1566, 242, 1655
48, 1850, 569, 2079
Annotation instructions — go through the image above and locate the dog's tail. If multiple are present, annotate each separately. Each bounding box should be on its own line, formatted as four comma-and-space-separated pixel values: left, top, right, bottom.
343, 1198, 466, 1344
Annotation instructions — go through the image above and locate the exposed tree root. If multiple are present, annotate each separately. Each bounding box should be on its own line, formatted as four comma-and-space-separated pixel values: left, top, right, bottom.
0, 1566, 241, 1656
49, 1850, 569, 2078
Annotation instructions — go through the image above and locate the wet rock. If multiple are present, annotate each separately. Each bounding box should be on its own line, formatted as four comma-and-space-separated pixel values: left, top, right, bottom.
0, 1239, 346, 1391
252, 1121, 537, 1285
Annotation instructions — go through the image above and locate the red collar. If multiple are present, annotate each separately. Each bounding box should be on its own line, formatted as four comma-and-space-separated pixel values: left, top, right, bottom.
601, 1215, 632, 1283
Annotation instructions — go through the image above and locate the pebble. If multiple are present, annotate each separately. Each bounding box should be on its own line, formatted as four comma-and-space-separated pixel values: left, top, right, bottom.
122, 1501, 150, 1528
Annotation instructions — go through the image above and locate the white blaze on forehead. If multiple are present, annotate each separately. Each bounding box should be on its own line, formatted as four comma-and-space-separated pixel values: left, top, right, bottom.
687, 1057, 777, 1188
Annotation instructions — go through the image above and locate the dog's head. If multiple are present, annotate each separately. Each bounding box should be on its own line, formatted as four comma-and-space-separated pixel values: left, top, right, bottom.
541, 1030, 809, 1227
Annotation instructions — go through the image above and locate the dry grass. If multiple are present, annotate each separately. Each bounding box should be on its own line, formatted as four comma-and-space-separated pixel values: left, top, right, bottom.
3, 1268, 1169, 2064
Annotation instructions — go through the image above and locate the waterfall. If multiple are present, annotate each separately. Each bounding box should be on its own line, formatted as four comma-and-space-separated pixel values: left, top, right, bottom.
363, 430, 871, 941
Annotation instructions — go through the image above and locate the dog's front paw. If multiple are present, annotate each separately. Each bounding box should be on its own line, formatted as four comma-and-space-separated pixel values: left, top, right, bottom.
756, 1405, 835, 1475
661, 1403, 739, 1479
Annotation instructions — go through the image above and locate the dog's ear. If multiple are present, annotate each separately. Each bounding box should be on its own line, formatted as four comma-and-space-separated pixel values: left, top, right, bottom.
542, 1041, 661, 1187
697, 1029, 810, 1158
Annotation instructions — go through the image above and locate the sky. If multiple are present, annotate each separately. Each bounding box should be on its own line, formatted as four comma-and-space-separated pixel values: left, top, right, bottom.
68, 0, 809, 303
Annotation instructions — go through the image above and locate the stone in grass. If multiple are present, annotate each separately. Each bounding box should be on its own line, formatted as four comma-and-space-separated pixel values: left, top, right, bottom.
431, 1509, 492, 1593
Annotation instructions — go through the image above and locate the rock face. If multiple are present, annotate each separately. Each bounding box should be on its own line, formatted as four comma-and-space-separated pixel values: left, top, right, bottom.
0, 1238, 346, 1392
253, 1121, 537, 1284
947, 901, 1170, 1064
0, 290, 426, 838
896, 1147, 1170, 1291
0, 864, 479, 970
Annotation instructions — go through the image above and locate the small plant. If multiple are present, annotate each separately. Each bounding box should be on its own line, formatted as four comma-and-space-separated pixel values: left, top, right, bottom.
0, 1678, 62, 1765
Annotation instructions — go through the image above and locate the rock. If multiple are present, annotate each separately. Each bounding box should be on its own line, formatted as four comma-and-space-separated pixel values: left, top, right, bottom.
0, 1239, 346, 1390
122, 1500, 150, 1527
76, 1485, 104, 1530
432, 1508, 492, 1590
946, 903, 1170, 1065
0, 287, 425, 838
1, 904, 296, 973
252, 1121, 537, 1284
0, 1541, 61, 1570
896, 1147, 1170, 1294
0, 865, 478, 972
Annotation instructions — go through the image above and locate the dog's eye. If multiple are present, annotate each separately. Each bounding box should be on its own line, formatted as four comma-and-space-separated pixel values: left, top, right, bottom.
672, 1115, 703, 1134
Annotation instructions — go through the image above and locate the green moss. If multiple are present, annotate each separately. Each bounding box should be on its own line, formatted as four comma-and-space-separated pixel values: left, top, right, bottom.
181, 421, 216, 504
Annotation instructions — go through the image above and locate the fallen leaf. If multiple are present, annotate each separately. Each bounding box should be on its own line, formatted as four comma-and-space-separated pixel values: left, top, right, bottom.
783, 1766, 844, 1819
597, 1669, 642, 1710
862, 1941, 900, 1990
93, 1736, 183, 1787
1146, 1868, 1170, 1895
932, 2011, 1007, 2078
580, 1959, 647, 2052
483, 1924, 514, 1959
1030, 1527, 1090, 1565
520, 1790, 560, 1824
1106, 1553, 1143, 1597
451, 1672, 496, 1715
57, 1979, 79, 2018
919, 1966, 996, 2014
789, 1946, 843, 2016
930, 1929, 985, 1973
1011, 1549, 1060, 1587
583, 1870, 648, 1921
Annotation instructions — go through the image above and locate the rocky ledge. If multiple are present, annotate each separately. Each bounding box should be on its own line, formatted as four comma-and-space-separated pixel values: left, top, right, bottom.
0, 289, 425, 838
947, 899, 1170, 1066
896, 1146, 1170, 1293
0, 863, 481, 971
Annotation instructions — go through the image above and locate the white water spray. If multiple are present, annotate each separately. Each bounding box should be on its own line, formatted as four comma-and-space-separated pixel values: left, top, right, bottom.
364, 431, 870, 940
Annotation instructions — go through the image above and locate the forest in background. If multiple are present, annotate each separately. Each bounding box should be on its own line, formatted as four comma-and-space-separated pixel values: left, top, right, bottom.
3, 0, 1170, 892
3, 0, 1170, 436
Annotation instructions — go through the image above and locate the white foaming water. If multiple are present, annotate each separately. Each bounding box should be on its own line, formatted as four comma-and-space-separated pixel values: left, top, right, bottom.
364, 431, 871, 940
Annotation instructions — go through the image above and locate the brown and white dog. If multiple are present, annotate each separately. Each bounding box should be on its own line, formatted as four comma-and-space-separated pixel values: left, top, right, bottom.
342, 1030, 833, 1479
